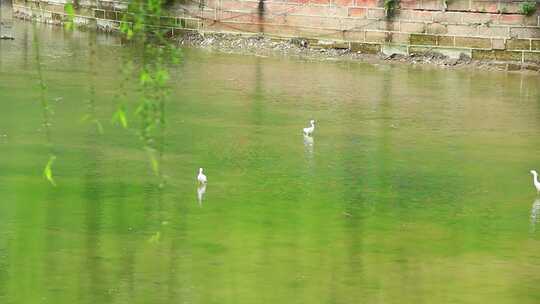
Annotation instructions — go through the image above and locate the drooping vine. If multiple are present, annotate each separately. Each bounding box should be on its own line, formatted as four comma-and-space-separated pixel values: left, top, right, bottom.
30, 0, 181, 186
383, 0, 400, 18
33, 19, 56, 186
520, 1, 537, 16
117, 0, 181, 183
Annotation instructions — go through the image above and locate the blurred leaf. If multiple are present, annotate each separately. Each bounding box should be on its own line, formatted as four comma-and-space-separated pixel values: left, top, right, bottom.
145, 147, 160, 176
140, 70, 151, 85
112, 107, 128, 128
64, 3, 74, 16
81, 114, 91, 122
155, 69, 169, 86
43, 155, 57, 186
135, 103, 144, 116
64, 3, 75, 30
95, 120, 104, 134
148, 231, 161, 244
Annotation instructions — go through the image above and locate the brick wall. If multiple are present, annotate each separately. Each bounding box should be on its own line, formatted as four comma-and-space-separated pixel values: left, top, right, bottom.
10, 0, 540, 64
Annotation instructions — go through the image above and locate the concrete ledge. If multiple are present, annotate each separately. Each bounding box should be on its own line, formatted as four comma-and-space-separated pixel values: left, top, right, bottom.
524, 51, 540, 63
454, 36, 491, 48
409, 45, 472, 59
472, 49, 523, 61
507, 38, 531, 50
350, 41, 381, 53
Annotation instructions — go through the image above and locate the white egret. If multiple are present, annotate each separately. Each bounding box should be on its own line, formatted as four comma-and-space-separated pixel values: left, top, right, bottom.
198, 168, 207, 184
530, 170, 540, 194
303, 120, 315, 136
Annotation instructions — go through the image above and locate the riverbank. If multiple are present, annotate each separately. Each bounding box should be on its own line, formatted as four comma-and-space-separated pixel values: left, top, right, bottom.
177, 31, 540, 74
6, 0, 540, 74
5, 8, 540, 74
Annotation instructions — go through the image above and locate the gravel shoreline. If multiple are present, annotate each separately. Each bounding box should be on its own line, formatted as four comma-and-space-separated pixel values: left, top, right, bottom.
177, 31, 540, 74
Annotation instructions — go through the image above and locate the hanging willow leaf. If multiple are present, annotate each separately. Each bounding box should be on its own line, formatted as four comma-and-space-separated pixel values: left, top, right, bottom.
155, 69, 169, 87
64, 3, 75, 30
81, 113, 91, 122
145, 147, 160, 176
139, 70, 151, 85
95, 120, 104, 134
112, 107, 128, 128
120, 21, 134, 40
43, 155, 57, 186
127, 28, 134, 40
148, 231, 161, 244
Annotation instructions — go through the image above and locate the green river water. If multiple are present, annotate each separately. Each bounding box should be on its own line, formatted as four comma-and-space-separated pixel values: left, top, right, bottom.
1, 16, 540, 304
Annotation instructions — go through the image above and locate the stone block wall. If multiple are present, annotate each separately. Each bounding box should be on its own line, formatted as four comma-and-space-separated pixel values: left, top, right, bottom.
10, 0, 540, 64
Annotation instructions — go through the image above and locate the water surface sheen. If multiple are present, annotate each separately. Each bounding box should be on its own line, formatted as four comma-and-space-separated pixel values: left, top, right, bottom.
1, 20, 540, 304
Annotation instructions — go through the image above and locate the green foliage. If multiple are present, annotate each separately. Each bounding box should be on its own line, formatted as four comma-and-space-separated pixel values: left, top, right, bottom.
520, 1, 537, 16
82, 114, 104, 134
115, 0, 182, 179
112, 107, 129, 128
384, 0, 399, 18
146, 147, 160, 176
64, 3, 75, 30
148, 231, 161, 243
33, 19, 57, 186
84, 31, 103, 135
37, 0, 183, 182
43, 155, 57, 186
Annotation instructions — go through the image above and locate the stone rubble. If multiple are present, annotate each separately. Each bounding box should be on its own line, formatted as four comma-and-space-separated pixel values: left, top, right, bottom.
177, 31, 539, 74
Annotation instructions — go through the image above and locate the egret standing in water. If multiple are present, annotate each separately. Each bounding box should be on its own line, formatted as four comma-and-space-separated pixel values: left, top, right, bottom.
531, 170, 540, 194
303, 120, 315, 136
198, 168, 207, 184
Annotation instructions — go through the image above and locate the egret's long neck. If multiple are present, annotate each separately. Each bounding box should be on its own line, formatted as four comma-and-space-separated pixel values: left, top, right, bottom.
534, 173, 539, 183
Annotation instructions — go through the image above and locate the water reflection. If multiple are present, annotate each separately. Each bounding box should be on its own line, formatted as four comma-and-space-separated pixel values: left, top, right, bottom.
82, 30, 103, 134
197, 183, 207, 206
303, 134, 314, 157
530, 198, 540, 232
1, 19, 540, 303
